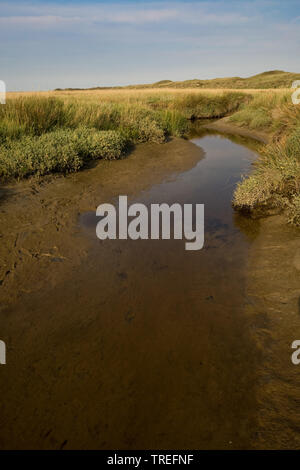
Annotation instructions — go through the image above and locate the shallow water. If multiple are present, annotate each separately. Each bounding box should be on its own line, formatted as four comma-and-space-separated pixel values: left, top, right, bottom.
0, 130, 271, 449
76, 131, 262, 448
81, 130, 259, 237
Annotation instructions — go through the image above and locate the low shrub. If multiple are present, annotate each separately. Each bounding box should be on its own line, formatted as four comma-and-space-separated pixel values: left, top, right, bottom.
0, 127, 127, 179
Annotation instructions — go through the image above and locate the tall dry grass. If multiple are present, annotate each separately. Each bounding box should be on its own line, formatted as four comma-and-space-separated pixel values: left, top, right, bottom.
6, 87, 289, 102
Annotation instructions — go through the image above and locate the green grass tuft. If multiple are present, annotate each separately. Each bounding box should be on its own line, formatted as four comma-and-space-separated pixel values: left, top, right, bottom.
233, 125, 300, 225
0, 127, 127, 179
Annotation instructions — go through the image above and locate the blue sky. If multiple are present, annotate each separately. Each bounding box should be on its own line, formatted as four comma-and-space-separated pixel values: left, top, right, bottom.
0, 0, 299, 91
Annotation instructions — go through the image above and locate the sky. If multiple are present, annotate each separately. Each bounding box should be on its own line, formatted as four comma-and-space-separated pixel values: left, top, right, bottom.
0, 0, 299, 91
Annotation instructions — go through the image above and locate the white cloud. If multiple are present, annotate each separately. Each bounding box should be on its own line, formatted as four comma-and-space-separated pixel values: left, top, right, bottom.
103, 9, 179, 24
0, 15, 82, 25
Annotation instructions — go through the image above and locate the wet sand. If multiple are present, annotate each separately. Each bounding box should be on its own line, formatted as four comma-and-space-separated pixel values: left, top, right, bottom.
0, 138, 203, 307
244, 215, 300, 448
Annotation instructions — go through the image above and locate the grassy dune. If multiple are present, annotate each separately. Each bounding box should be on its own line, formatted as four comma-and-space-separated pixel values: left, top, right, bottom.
53, 70, 300, 91
127, 70, 300, 89
1, 87, 300, 225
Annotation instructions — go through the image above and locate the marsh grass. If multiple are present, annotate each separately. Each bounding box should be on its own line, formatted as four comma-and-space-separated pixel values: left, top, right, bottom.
171, 91, 251, 119
233, 124, 300, 225
229, 91, 292, 130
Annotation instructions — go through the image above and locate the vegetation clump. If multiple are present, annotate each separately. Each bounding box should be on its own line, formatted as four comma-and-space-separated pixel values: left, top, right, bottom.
0, 127, 127, 179
171, 92, 251, 119
233, 124, 300, 226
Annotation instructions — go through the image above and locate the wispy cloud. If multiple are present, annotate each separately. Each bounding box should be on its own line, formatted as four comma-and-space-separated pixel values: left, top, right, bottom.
0, 10, 178, 26
0, 2, 251, 27
0, 15, 82, 25
104, 8, 179, 24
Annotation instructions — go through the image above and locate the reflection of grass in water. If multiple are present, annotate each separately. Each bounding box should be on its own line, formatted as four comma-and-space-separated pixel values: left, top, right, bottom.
233, 212, 260, 242
205, 213, 260, 245
189, 124, 264, 153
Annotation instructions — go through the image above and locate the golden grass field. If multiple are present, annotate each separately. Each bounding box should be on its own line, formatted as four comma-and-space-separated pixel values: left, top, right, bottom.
6, 87, 291, 103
